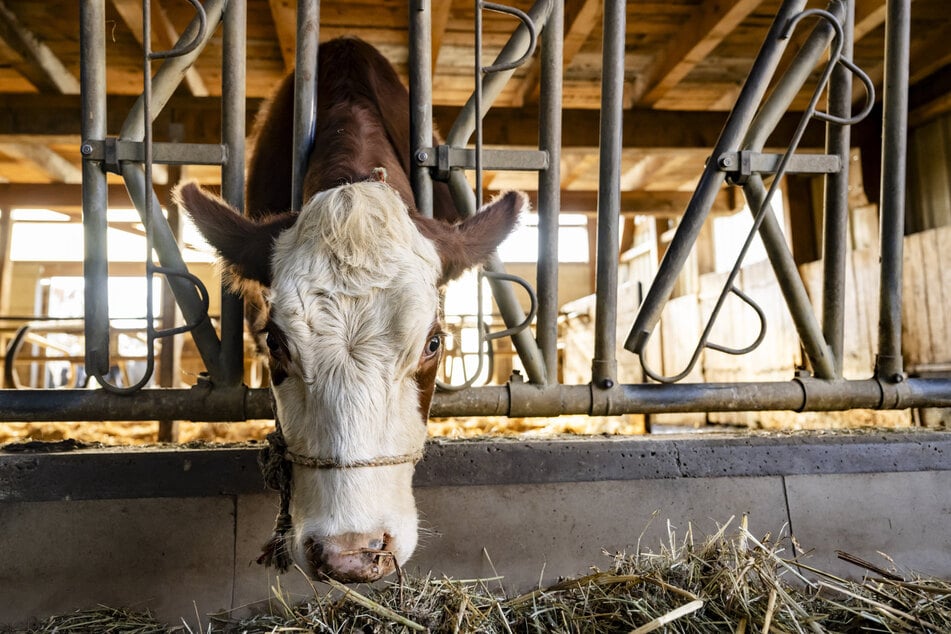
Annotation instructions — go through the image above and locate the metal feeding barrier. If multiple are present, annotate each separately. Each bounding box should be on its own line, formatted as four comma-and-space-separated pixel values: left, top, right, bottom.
0, 0, 949, 423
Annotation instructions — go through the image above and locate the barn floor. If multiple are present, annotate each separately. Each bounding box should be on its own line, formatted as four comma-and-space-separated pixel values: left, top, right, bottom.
0, 430, 949, 628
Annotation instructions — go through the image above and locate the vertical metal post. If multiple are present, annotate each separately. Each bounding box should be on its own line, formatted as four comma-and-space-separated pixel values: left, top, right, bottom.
592, 0, 624, 388
219, 0, 246, 387
821, 0, 853, 378
409, 0, 435, 218
536, 0, 562, 383
80, 0, 110, 378
875, 0, 910, 381
292, 0, 320, 211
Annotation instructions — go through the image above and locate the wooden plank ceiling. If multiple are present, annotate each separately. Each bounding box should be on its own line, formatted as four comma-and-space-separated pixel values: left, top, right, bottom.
0, 0, 948, 217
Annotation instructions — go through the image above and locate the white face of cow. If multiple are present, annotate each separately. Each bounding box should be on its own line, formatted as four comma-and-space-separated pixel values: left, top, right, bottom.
175, 178, 523, 583
266, 183, 439, 580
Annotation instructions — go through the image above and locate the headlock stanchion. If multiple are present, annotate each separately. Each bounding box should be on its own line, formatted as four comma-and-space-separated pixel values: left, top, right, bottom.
1, 0, 943, 423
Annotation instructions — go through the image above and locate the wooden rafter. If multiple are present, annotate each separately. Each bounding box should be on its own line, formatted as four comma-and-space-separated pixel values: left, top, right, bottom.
431, 0, 453, 70
110, 0, 208, 97
0, 95, 830, 150
268, 0, 297, 72
632, 0, 761, 106
0, 0, 79, 94
0, 143, 81, 183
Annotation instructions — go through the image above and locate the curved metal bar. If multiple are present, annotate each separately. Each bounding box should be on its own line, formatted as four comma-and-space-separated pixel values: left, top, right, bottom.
3, 324, 31, 389
812, 56, 875, 125
445, 0, 553, 147
148, 0, 207, 60
482, 270, 538, 341
705, 287, 768, 356
480, 3, 538, 73
150, 267, 211, 338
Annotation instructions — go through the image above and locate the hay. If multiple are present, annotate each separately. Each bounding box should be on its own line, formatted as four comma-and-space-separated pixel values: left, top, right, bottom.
14, 518, 951, 633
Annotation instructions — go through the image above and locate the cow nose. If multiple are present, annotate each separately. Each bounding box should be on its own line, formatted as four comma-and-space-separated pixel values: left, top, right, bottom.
305, 533, 397, 583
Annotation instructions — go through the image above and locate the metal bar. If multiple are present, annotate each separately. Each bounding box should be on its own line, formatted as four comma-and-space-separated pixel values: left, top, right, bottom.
743, 175, 836, 377
218, 0, 246, 388
291, 0, 320, 211
119, 0, 225, 141
592, 0, 624, 389
416, 147, 549, 171
82, 140, 227, 165
409, 0, 434, 218
80, 0, 110, 378
3, 375, 951, 422
717, 152, 841, 176
536, 0, 562, 383
875, 0, 910, 381
448, 170, 548, 384
743, 0, 844, 151
107, 0, 226, 379
625, 0, 808, 357
822, 0, 854, 377
120, 165, 223, 377
445, 0, 552, 146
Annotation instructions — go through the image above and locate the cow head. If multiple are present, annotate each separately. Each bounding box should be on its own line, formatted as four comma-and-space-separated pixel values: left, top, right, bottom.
175, 179, 523, 582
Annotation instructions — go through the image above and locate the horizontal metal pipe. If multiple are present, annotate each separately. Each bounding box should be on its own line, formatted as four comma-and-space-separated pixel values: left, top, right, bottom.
0, 386, 272, 422
1, 377, 948, 421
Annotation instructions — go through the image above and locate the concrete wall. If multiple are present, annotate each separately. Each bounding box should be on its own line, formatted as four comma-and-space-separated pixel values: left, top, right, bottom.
1, 432, 949, 628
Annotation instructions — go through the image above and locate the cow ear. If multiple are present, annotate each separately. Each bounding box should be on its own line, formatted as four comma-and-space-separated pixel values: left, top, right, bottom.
173, 181, 297, 287
414, 190, 526, 285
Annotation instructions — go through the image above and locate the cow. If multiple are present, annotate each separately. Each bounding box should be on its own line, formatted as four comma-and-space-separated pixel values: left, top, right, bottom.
174, 37, 525, 583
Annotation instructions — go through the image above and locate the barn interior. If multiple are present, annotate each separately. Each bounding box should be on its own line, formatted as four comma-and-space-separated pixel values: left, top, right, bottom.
0, 0, 950, 627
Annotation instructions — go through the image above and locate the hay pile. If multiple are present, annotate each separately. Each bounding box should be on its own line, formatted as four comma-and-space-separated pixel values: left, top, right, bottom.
19, 519, 951, 633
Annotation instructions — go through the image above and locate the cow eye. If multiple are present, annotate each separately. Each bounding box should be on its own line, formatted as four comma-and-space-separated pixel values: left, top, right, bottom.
424, 334, 442, 357
264, 324, 288, 360
266, 330, 280, 354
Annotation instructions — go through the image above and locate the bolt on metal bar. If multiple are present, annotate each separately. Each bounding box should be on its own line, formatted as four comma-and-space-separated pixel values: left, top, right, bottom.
291, 0, 320, 212
592, 0, 624, 389
875, 0, 910, 382
536, 0, 563, 384
625, 0, 807, 359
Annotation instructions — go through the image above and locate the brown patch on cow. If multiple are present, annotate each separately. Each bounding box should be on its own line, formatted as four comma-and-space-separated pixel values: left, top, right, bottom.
413, 190, 526, 285
174, 182, 297, 288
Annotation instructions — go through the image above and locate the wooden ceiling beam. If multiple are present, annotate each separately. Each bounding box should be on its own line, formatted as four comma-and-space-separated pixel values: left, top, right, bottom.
0, 94, 828, 149
0, 182, 735, 218
268, 0, 297, 72
0, 143, 81, 183
0, 183, 171, 212
633, 0, 761, 106
431, 0, 453, 69
523, 189, 739, 216
0, 0, 79, 94
110, 0, 208, 97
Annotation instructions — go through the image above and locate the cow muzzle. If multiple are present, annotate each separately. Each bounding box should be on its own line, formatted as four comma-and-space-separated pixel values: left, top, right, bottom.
306, 532, 397, 583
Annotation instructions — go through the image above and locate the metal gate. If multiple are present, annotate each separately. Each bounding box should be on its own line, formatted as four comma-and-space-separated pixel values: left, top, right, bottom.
1, 0, 950, 423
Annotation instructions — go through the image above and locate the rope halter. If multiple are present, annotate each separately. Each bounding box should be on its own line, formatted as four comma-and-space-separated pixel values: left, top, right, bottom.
257, 419, 424, 571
